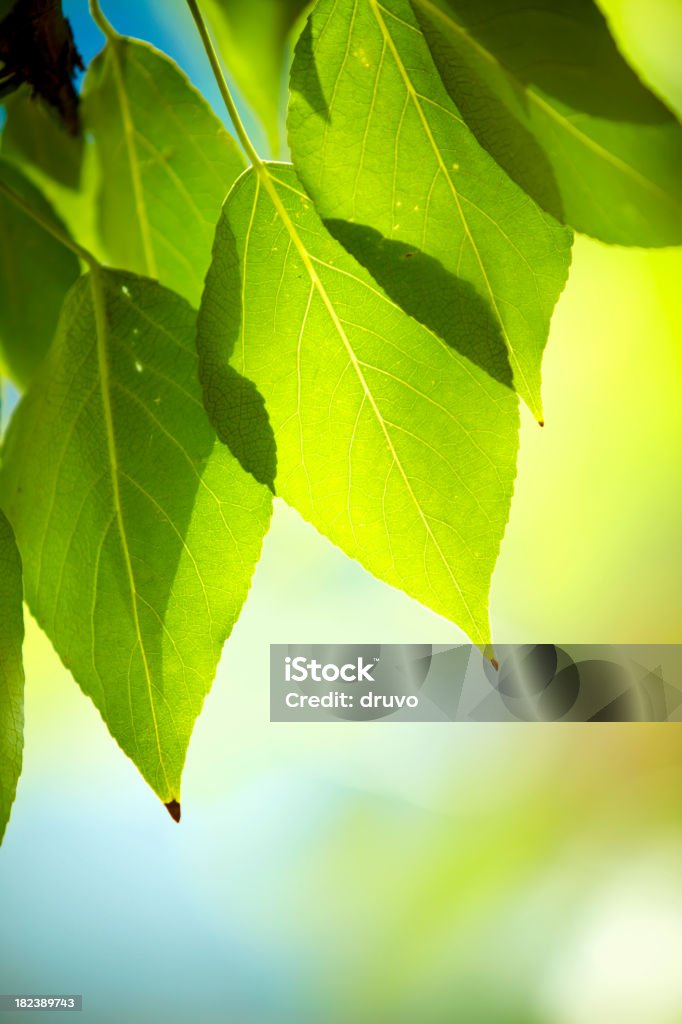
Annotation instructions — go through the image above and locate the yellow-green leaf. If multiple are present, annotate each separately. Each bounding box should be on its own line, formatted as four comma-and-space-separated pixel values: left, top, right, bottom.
198, 164, 519, 646
84, 29, 245, 307
288, 0, 572, 420
412, 0, 682, 246
0, 508, 24, 845
0, 270, 271, 806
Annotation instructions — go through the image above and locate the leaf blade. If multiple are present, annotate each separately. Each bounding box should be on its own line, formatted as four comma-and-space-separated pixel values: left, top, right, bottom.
411, 0, 682, 246
0, 508, 24, 845
2, 87, 84, 189
288, 0, 572, 420
0, 270, 271, 803
0, 158, 81, 388
198, 164, 519, 645
84, 34, 246, 307
1, 90, 103, 262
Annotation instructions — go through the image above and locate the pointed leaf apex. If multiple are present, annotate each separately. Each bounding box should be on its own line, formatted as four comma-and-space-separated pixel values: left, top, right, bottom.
165, 800, 181, 823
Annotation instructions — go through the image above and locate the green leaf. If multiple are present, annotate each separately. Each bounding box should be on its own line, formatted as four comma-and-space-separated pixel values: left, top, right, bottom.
0, 508, 24, 844
198, 164, 519, 646
1, 115, 101, 263
0, 269, 271, 806
411, 0, 682, 246
200, 0, 310, 155
288, 0, 572, 422
83, 29, 246, 307
0, 86, 102, 260
0, 158, 81, 388
2, 87, 84, 189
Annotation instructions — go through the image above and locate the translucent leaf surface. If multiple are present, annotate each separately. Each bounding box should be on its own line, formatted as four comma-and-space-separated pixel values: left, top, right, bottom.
412, 0, 682, 245
84, 30, 245, 307
198, 164, 519, 646
0, 508, 24, 844
2, 87, 84, 189
288, 0, 572, 420
0, 158, 80, 387
0, 270, 271, 805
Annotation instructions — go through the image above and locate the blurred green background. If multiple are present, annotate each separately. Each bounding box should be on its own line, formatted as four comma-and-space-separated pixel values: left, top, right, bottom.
1, 1, 681, 1021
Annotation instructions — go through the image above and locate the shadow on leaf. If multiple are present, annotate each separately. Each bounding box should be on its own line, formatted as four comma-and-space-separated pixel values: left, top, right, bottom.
290, 19, 331, 123
415, 0, 674, 125
326, 219, 514, 392
197, 214, 277, 492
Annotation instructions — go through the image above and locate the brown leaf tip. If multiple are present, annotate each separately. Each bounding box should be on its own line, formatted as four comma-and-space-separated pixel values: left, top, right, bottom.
165, 800, 181, 823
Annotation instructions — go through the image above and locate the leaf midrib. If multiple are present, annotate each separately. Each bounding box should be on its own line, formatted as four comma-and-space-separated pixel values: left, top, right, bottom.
90, 269, 171, 797
365, 0, 537, 416
249, 164, 484, 643
103, 38, 158, 277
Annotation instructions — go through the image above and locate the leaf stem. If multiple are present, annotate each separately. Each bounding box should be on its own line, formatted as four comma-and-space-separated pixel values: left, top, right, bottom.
185, 0, 264, 170
185, 4, 320, 290
89, 0, 119, 40
185, 1, 315, 277
0, 177, 96, 268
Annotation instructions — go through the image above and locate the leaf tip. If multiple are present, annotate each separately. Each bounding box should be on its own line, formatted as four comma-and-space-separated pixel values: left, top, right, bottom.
165, 799, 181, 823
481, 644, 498, 670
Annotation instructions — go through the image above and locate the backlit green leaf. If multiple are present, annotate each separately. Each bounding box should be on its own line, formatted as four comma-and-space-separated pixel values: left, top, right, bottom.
84, 27, 245, 307
198, 164, 519, 646
1, 87, 101, 260
2, 87, 84, 189
0, 508, 24, 845
0, 270, 271, 806
0, 158, 80, 388
411, 0, 682, 246
288, 0, 572, 421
